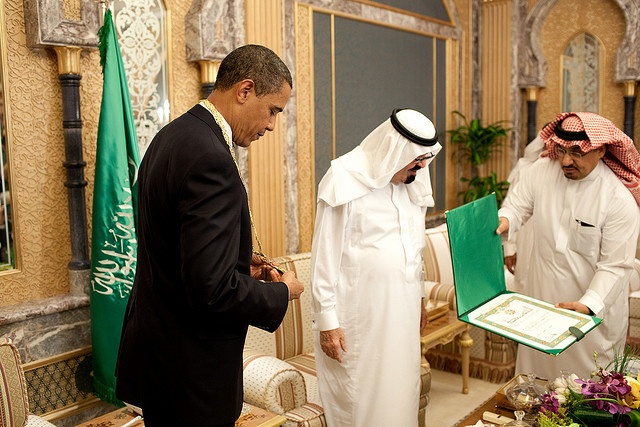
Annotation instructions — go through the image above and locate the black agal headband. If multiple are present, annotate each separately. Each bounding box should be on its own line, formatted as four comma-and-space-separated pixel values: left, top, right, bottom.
390, 108, 439, 146
554, 119, 589, 141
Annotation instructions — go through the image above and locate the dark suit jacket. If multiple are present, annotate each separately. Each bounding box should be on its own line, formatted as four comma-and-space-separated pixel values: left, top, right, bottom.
115, 104, 289, 425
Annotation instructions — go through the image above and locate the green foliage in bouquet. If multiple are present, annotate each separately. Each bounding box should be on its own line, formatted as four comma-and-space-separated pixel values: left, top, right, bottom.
538, 407, 579, 427
539, 347, 640, 427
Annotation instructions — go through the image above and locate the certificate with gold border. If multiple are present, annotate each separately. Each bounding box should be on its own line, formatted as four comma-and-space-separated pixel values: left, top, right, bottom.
446, 194, 601, 355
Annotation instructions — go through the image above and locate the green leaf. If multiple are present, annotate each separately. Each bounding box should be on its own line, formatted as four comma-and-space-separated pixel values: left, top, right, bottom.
458, 172, 510, 205
448, 110, 511, 167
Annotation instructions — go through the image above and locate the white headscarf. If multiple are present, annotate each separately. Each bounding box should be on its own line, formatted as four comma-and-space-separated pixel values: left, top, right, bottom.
318, 110, 442, 207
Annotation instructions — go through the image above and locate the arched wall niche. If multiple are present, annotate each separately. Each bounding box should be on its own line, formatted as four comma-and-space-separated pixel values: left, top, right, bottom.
560, 32, 603, 114
518, 0, 640, 88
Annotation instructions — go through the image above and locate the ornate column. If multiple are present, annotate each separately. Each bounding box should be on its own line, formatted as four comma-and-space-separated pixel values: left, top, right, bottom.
24, 0, 101, 295
525, 87, 539, 143
623, 81, 637, 139
198, 60, 220, 98
53, 47, 90, 294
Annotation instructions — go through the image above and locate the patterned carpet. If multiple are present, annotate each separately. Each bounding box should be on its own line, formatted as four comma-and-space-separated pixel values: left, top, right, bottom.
426, 369, 506, 427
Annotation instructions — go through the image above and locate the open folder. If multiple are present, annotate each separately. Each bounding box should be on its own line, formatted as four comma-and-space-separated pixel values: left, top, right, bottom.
445, 193, 601, 356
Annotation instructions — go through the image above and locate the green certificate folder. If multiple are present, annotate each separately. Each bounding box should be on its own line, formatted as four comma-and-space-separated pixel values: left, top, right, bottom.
445, 193, 601, 355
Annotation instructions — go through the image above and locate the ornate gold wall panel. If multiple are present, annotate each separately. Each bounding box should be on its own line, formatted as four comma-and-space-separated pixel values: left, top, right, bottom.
165, 0, 201, 121
245, 0, 287, 258
481, 0, 511, 180
449, 0, 472, 209
0, 0, 92, 305
537, 0, 626, 132
445, 37, 461, 210
294, 2, 314, 253
0, 0, 200, 308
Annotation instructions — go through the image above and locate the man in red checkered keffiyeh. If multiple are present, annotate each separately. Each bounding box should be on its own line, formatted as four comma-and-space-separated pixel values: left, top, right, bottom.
496, 111, 640, 381
539, 112, 640, 206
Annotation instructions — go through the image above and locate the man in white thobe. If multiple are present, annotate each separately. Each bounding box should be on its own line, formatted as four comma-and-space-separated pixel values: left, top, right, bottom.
311, 109, 442, 427
502, 134, 544, 292
497, 112, 640, 380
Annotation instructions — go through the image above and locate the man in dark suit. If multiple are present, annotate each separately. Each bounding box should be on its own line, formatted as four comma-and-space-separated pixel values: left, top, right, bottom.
115, 44, 304, 427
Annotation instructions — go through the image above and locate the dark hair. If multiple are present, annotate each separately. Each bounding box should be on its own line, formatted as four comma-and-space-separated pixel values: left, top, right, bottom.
213, 44, 293, 96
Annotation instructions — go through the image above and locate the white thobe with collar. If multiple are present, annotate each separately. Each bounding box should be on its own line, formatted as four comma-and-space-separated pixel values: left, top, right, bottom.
311, 182, 425, 427
499, 157, 640, 380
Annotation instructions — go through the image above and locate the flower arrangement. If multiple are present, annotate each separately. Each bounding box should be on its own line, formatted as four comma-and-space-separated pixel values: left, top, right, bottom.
539, 348, 640, 427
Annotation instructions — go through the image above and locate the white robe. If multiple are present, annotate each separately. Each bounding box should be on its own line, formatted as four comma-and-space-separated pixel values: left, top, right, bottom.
311, 183, 425, 427
503, 136, 544, 292
499, 158, 640, 380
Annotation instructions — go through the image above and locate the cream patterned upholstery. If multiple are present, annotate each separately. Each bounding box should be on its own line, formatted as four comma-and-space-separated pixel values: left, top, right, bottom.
242, 348, 307, 413
244, 252, 431, 426
24, 417, 56, 427
0, 338, 56, 427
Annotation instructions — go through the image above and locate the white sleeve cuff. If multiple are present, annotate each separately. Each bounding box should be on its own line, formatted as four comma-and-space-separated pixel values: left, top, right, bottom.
503, 240, 517, 256
579, 290, 604, 317
312, 309, 340, 332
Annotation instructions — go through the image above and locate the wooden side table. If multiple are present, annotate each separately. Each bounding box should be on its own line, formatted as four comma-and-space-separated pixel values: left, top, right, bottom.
74, 407, 142, 427
454, 395, 514, 426
75, 404, 287, 427
421, 309, 473, 394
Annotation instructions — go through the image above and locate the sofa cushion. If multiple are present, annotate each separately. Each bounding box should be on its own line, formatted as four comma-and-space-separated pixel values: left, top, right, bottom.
286, 354, 320, 406
423, 224, 453, 285
425, 281, 456, 310
24, 416, 56, 427
246, 253, 315, 360
243, 349, 308, 414
0, 338, 29, 427
274, 254, 314, 359
286, 354, 316, 376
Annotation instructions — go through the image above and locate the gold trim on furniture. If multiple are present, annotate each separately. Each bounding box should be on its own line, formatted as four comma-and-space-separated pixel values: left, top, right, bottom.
22, 346, 91, 371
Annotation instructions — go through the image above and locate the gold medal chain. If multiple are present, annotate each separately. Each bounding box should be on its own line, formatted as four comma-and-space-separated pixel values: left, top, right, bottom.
199, 99, 285, 274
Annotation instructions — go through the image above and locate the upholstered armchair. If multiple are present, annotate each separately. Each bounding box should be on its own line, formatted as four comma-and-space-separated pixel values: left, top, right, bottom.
0, 338, 56, 427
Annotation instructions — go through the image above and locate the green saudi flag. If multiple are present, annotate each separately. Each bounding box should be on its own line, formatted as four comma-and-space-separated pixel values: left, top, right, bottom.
89, 8, 140, 405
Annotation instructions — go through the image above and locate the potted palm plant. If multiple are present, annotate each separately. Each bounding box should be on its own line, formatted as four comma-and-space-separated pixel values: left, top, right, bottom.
448, 110, 511, 205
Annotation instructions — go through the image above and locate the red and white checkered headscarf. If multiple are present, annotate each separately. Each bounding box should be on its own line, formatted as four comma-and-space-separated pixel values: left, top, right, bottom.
540, 112, 640, 206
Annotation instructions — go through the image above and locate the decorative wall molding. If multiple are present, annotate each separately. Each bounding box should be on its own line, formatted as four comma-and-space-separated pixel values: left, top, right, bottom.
613, 0, 640, 81
184, 0, 244, 62
518, 0, 640, 87
23, 0, 101, 48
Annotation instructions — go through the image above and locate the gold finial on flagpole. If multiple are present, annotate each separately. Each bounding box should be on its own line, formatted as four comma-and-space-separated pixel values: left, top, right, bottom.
97, 0, 111, 12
